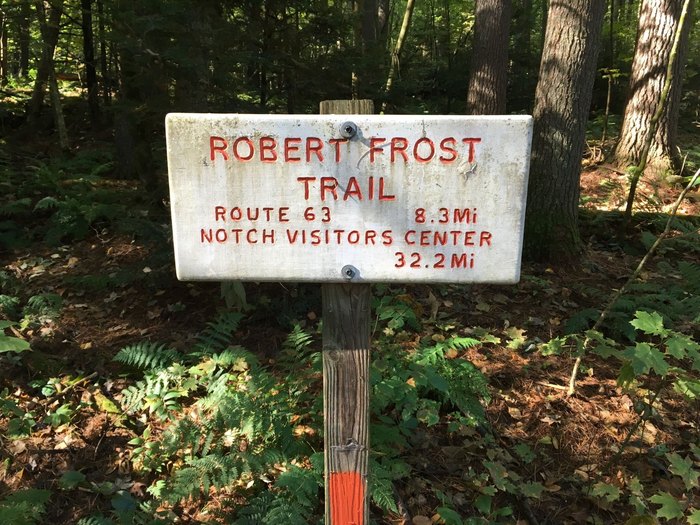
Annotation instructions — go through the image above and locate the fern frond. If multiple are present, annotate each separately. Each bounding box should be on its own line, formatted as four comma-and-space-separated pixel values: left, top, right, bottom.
195, 311, 244, 355
115, 342, 180, 371
77, 516, 114, 525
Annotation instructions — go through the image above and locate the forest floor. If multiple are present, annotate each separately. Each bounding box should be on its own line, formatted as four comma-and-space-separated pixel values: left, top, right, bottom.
1, 127, 700, 525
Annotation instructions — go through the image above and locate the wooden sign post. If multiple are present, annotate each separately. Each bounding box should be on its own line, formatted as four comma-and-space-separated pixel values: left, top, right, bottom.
165, 105, 533, 524
319, 99, 372, 525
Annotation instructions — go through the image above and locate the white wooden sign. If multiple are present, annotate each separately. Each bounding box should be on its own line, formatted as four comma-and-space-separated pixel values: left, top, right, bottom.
165, 114, 533, 283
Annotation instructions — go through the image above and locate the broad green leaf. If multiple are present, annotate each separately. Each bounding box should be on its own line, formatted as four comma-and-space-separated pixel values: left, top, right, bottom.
687, 508, 700, 524
0, 335, 31, 353
0, 320, 17, 329
437, 506, 463, 525
474, 494, 491, 515
520, 482, 545, 499
666, 335, 698, 360
650, 491, 684, 520
591, 482, 621, 503
630, 311, 667, 336
673, 379, 700, 399
59, 470, 86, 489
666, 453, 700, 490
623, 343, 669, 377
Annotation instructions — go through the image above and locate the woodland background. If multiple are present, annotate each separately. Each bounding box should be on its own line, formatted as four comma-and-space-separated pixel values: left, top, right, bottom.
0, 0, 700, 524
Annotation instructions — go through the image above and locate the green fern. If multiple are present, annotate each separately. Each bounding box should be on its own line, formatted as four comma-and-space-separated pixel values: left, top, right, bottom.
194, 311, 244, 355
115, 342, 180, 371
77, 517, 114, 525
0, 489, 51, 525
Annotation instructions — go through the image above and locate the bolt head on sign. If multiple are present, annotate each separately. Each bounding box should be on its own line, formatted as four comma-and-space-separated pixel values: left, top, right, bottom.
165, 114, 533, 283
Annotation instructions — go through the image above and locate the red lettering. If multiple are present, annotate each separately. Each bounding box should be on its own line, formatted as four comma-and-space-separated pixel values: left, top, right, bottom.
260, 137, 278, 162
365, 230, 377, 245
262, 230, 275, 244
284, 138, 302, 162
306, 137, 324, 162
233, 137, 254, 161
329, 138, 347, 162
297, 177, 315, 200
480, 231, 492, 246
321, 177, 339, 201
464, 231, 475, 246
369, 137, 385, 162
209, 136, 229, 161
405, 230, 416, 245
379, 177, 395, 201
279, 207, 289, 222
344, 177, 362, 201
368, 176, 375, 200
382, 231, 393, 245
214, 206, 225, 221
246, 229, 257, 244
439, 138, 457, 163
390, 137, 409, 162
348, 231, 360, 244
462, 138, 481, 162
413, 138, 435, 163
201, 229, 213, 243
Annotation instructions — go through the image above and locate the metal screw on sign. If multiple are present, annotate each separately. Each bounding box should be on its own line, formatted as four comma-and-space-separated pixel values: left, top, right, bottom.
340, 121, 358, 139
341, 265, 358, 281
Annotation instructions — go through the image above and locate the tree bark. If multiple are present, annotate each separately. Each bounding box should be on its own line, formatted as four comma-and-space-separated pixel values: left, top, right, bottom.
97, 0, 109, 104
19, 1, 31, 78
81, 0, 99, 126
466, 0, 512, 114
28, 0, 64, 125
613, 0, 694, 176
381, 0, 416, 113
524, 0, 606, 262
0, 9, 8, 86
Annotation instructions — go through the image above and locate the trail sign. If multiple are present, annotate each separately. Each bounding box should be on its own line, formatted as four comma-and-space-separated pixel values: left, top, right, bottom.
165, 114, 533, 283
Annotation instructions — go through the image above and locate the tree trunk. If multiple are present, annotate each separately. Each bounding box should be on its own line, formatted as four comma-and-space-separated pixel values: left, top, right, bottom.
524, 0, 606, 262
19, 1, 32, 78
613, 0, 694, 176
48, 67, 69, 150
82, 0, 99, 127
466, 0, 512, 114
0, 9, 8, 86
381, 0, 416, 113
510, 0, 536, 110
97, 0, 109, 104
28, 0, 64, 125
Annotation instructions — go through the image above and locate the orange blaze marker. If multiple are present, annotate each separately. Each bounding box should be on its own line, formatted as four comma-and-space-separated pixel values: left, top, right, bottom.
330, 471, 364, 525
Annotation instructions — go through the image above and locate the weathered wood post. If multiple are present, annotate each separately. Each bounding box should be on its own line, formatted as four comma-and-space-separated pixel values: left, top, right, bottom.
319, 99, 373, 525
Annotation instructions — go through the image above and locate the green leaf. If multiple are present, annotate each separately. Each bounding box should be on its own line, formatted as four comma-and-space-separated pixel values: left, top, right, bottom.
687, 508, 700, 524
59, 470, 87, 489
630, 311, 667, 336
666, 335, 698, 359
474, 494, 491, 515
519, 482, 545, 499
437, 506, 463, 525
650, 491, 685, 520
623, 343, 669, 377
0, 320, 17, 329
0, 334, 31, 353
666, 453, 700, 490
591, 482, 621, 503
